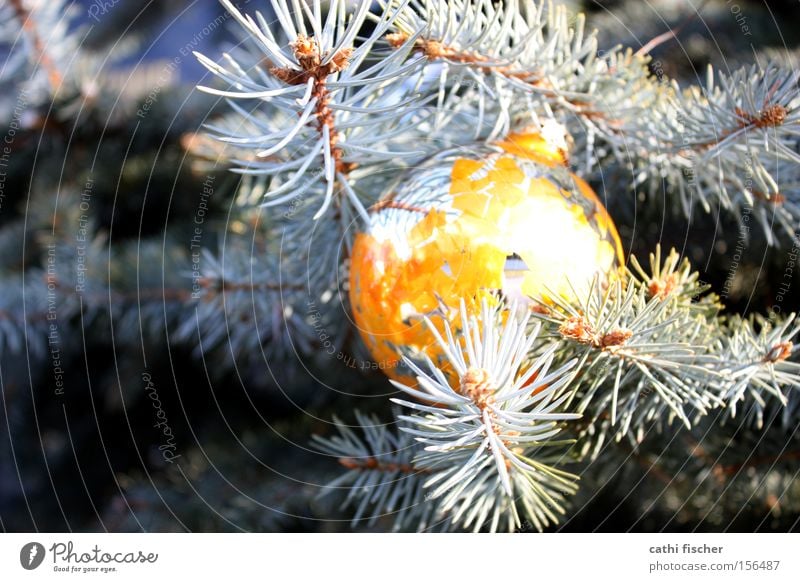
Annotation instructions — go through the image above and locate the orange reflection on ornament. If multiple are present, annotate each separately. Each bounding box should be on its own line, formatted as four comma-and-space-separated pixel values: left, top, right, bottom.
349, 133, 624, 382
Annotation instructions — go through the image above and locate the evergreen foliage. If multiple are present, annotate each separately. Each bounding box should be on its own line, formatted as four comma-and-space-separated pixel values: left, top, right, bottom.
1, 0, 799, 533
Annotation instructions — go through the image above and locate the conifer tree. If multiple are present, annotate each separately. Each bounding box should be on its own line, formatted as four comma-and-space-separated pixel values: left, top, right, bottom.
0, 0, 798, 532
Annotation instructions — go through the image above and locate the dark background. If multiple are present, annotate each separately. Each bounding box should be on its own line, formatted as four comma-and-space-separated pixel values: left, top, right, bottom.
0, 0, 798, 532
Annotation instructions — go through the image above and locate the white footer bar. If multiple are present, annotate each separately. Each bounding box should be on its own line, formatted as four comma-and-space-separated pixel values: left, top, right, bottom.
1, 533, 797, 581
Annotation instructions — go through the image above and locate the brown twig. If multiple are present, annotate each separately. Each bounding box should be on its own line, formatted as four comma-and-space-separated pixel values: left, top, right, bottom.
44, 276, 304, 306
682, 104, 790, 156
717, 449, 800, 477
750, 189, 786, 205
369, 199, 430, 214
10, 0, 63, 91
632, 451, 674, 485
385, 32, 627, 127
386, 33, 546, 87
685, 436, 728, 486
648, 272, 680, 299
634, 0, 712, 57
762, 341, 793, 364
685, 433, 800, 482
459, 368, 496, 411
338, 456, 427, 474
558, 315, 633, 350
269, 36, 356, 175
734, 105, 788, 130
197, 277, 304, 294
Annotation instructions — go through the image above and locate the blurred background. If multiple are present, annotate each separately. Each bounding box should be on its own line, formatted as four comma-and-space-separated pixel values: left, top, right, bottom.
1, 0, 799, 532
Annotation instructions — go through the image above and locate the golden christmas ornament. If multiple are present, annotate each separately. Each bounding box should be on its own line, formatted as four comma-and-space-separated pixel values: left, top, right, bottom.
349, 130, 624, 382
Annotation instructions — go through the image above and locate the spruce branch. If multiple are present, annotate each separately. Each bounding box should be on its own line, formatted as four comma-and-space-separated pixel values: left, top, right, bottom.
0, 0, 154, 118
312, 412, 445, 531
391, 299, 581, 532
534, 245, 800, 461
196, 0, 425, 221
528, 245, 737, 459
382, 0, 643, 142
8, 0, 63, 92
595, 63, 800, 243
317, 300, 581, 532
718, 313, 800, 428
544, 277, 724, 441
197, 0, 655, 223
197, 0, 800, 246
173, 240, 321, 363
629, 393, 800, 524
629, 245, 721, 318
0, 271, 53, 358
